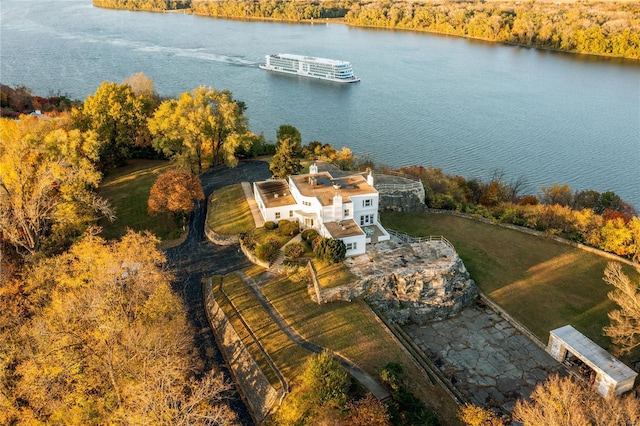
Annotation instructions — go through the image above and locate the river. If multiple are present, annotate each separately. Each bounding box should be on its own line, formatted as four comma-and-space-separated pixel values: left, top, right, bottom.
2, 1, 639, 208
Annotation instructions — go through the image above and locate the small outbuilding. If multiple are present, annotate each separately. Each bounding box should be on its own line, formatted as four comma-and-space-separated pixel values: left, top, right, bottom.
547, 325, 637, 398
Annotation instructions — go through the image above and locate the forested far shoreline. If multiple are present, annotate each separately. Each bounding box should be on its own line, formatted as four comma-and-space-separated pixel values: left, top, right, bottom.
92, 0, 640, 60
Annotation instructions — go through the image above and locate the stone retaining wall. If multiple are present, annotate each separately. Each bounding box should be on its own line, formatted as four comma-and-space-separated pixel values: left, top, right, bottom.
378, 186, 426, 213
204, 226, 239, 245
203, 279, 280, 423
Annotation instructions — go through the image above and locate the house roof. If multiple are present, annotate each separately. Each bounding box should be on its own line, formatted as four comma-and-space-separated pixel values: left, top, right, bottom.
254, 180, 296, 208
323, 219, 364, 239
290, 171, 376, 206
550, 325, 637, 383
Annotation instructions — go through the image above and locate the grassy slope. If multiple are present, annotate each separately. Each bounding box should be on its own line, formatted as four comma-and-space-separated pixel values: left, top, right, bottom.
98, 159, 182, 241
207, 184, 255, 235
382, 211, 640, 349
260, 272, 462, 424
215, 263, 461, 424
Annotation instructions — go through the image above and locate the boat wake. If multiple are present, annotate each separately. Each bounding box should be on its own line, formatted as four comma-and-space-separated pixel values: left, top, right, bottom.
2, 15, 259, 67
136, 45, 258, 66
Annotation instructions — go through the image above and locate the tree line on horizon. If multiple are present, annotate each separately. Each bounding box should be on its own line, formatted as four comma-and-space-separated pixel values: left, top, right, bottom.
92, 0, 640, 60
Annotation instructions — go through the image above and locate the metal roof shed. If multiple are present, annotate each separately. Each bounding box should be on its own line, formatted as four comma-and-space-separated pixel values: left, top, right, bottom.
547, 325, 637, 397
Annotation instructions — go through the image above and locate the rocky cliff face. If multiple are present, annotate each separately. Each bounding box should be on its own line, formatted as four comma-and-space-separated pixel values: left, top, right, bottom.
331, 240, 477, 324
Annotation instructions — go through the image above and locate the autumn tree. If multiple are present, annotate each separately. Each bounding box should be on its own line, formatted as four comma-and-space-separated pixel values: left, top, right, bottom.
149, 86, 249, 173
73, 81, 148, 168
121, 72, 160, 152
513, 374, 639, 426
458, 403, 504, 426
345, 394, 392, 426
5, 231, 238, 424
122, 72, 158, 105
270, 124, 303, 178
603, 262, 640, 355
148, 169, 204, 223
0, 116, 111, 257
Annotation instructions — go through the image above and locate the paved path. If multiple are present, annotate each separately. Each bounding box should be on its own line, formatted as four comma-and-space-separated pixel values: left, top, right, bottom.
241, 181, 264, 228
406, 303, 564, 416
235, 270, 391, 401
164, 161, 271, 426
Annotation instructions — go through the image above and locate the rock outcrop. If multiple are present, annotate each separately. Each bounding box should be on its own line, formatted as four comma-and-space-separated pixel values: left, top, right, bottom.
333, 239, 477, 324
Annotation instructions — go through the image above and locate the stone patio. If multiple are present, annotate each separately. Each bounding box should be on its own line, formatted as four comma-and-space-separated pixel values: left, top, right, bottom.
405, 303, 565, 416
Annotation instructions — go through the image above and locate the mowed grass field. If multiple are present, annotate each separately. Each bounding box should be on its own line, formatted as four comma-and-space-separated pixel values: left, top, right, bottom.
219, 268, 462, 424
98, 159, 183, 242
207, 184, 255, 235
382, 211, 640, 350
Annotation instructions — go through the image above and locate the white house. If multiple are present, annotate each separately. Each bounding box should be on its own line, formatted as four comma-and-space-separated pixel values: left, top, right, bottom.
253, 163, 390, 256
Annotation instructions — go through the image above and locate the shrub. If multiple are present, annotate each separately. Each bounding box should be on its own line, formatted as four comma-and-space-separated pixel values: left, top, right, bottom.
284, 242, 305, 258
311, 235, 323, 251
379, 362, 404, 393
313, 237, 347, 264
278, 219, 299, 236
239, 230, 256, 251
264, 220, 277, 231
301, 352, 350, 410
255, 236, 280, 262
379, 362, 440, 426
301, 228, 319, 242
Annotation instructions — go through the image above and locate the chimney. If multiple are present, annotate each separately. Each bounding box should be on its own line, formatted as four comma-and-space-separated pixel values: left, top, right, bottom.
367, 170, 374, 186
309, 163, 318, 175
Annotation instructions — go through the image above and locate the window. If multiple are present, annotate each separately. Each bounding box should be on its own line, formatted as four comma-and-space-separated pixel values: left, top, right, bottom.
359, 214, 374, 226
363, 199, 372, 207
289, 210, 294, 218
275, 212, 281, 219
344, 208, 350, 217
346, 242, 357, 251
302, 201, 312, 207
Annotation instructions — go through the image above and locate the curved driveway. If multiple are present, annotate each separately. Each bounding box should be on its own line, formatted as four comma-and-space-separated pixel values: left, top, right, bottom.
164, 161, 271, 426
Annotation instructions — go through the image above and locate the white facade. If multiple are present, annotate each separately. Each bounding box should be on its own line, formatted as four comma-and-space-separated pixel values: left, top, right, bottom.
253, 165, 389, 256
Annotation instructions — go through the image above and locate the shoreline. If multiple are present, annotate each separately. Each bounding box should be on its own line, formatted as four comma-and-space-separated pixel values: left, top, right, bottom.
93, 4, 640, 62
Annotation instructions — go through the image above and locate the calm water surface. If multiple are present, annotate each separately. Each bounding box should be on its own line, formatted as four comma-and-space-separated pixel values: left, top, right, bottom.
2, 1, 639, 208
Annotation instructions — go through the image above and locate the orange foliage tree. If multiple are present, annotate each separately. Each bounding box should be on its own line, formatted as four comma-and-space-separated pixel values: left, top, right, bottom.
147, 169, 204, 219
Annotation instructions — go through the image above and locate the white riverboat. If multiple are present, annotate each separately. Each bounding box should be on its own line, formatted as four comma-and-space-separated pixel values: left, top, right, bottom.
259, 53, 360, 83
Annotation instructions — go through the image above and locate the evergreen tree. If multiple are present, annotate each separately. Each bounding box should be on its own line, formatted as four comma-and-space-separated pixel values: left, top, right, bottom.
270, 124, 303, 179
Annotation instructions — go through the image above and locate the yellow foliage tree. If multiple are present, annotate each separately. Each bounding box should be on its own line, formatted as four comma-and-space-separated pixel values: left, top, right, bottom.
513, 374, 639, 426
149, 86, 249, 173
458, 403, 505, 426
6, 231, 237, 424
0, 116, 109, 257
603, 262, 640, 355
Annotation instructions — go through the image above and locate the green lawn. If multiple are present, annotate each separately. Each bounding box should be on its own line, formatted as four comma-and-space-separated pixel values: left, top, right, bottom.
216, 266, 461, 424
207, 184, 255, 235
213, 271, 309, 388
313, 259, 357, 289
98, 159, 182, 241
382, 211, 640, 349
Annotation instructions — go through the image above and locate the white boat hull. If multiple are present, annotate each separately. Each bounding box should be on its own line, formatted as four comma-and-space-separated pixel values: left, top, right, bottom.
259, 54, 360, 83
